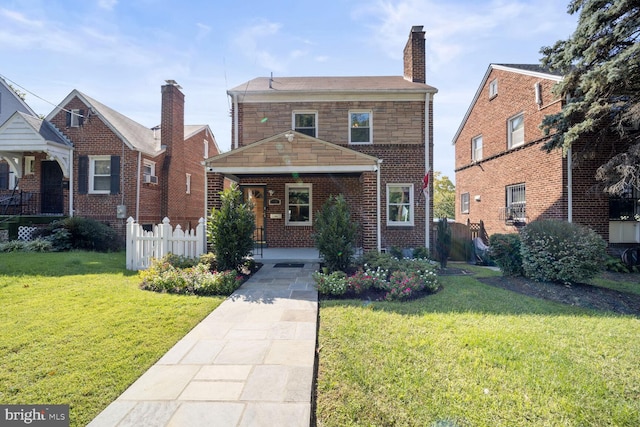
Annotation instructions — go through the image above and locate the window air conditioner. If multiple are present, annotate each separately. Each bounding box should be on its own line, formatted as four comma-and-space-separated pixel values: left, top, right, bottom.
143, 174, 158, 184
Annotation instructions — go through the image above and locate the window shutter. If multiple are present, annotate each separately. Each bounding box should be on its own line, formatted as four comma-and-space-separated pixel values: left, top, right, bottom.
78, 109, 84, 126
78, 156, 88, 194
66, 111, 72, 127
110, 156, 120, 195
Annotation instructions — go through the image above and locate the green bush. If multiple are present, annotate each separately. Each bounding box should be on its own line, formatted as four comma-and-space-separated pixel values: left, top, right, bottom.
313, 271, 348, 296
412, 246, 430, 259
436, 218, 452, 268
0, 238, 53, 253
313, 194, 358, 273
35, 217, 122, 252
520, 219, 607, 283
207, 187, 255, 272
360, 251, 401, 273
488, 233, 524, 276
139, 256, 242, 296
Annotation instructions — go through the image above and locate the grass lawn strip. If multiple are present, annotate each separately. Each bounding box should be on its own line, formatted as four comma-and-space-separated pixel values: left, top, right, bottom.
317, 270, 640, 426
0, 251, 224, 427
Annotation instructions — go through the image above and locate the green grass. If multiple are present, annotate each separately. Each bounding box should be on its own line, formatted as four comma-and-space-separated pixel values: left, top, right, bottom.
317, 265, 640, 426
0, 251, 224, 427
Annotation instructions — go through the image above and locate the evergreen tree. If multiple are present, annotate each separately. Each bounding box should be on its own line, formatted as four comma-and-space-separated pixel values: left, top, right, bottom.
540, 0, 640, 195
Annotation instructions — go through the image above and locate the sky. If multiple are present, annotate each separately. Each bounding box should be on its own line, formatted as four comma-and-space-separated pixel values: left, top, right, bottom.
0, 0, 579, 182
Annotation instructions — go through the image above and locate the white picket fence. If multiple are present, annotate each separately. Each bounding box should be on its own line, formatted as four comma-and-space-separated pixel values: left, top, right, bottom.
126, 217, 207, 270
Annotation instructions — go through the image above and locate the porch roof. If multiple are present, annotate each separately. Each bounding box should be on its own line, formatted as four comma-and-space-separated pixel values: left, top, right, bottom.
0, 111, 73, 178
204, 131, 380, 174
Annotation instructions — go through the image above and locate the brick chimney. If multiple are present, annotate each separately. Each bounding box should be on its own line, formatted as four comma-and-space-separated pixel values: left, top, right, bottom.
403, 25, 426, 83
160, 80, 185, 218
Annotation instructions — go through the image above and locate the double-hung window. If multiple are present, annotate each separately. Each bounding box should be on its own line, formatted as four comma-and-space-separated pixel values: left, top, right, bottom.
461, 192, 470, 214
506, 183, 526, 221
293, 111, 317, 137
387, 184, 414, 226
472, 135, 483, 162
349, 110, 372, 144
286, 183, 312, 226
89, 156, 111, 194
508, 113, 525, 148
489, 78, 498, 98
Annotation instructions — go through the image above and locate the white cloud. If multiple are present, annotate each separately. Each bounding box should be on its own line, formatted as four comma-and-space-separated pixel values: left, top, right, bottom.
98, 0, 118, 11
196, 22, 211, 40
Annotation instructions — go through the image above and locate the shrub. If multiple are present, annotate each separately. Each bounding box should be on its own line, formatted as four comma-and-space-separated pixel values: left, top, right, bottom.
313, 271, 348, 296
389, 246, 404, 259
379, 270, 426, 301
313, 194, 358, 273
346, 270, 378, 294
0, 240, 28, 252
412, 246, 430, 259
139, 256, 242, 296
35, 217, 122, 252
207, 186, 255, 272
436, 218, 452, 268
519, 219, 607, 283
360, 251, 401, 273
488, 233, 524, 276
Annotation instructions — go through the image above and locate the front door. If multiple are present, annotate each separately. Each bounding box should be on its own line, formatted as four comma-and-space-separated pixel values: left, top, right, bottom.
41, 161, 64, 214
241, 186, 266, 245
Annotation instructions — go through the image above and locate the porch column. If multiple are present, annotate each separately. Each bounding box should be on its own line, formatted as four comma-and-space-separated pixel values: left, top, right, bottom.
360, 171, 378, 252
206, 172, 224, 213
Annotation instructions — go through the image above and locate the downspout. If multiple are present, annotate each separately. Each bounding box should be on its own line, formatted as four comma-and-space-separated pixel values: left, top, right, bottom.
567, 146, 572, 223
233, 93, 239, 150
376, 159, 382, 252
69, 147, 74, 217
136, 151, 141, 222
424, 93, 431, 249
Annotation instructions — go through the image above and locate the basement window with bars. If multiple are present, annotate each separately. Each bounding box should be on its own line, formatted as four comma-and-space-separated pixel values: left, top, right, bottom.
506, 183, 526, 222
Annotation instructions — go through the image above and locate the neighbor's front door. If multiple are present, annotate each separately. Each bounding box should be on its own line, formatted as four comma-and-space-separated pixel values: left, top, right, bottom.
41, 161, 64, 214
241, 186, 266, 244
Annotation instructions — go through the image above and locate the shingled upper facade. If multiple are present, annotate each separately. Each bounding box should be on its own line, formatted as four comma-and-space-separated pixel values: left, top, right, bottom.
205, 26, 437, 253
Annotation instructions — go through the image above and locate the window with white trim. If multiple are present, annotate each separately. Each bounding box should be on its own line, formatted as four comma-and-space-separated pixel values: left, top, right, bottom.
461, 192, 470, 214
24, 156, 35, 175
203, 139, 209, 158
293, 111, 317, 137
70, 109, 82, 127
286, 183, 312, 226
349, 110, 372, 144
186, 173, 191, 194
508, 113, 525, 148
89, 155, 111, 194
506, 183, 526, 220
489, 78, 498, 98
387, 184, 414, 226
472, 135, 483, 162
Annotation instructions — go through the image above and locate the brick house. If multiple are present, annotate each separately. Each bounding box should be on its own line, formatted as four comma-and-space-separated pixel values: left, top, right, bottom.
453, 64, 639, 250
205, 26, 437, 253
0, 80, 218, 239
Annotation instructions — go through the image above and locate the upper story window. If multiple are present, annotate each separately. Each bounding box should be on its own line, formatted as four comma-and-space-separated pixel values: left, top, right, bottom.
142, 160, 157, 184
472, 135, 483, 162
387, 184, 414, 226
508, 113, 525, 148
89, 155, 111, 194
203, 139, 209, 158
349, 110, 372, 144
293, 111, 317, 137
66, 109, 84, 127
461, 192, 470, 214
24, 156, 35, 175
286, 183, 312, 226
489, 78, 498, 98
186, 173, 191, 194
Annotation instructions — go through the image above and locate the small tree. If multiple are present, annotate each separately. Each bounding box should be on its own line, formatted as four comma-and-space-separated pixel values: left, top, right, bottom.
433, 171, 455, 219
313, 194, 358, 273
436, 218, 452, 269
207, 186, 255, 271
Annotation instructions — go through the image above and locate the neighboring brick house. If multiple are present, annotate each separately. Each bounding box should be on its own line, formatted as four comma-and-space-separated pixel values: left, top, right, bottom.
453, 64, 639, 250
0, 80, 219, 239
205, 26, 437, 253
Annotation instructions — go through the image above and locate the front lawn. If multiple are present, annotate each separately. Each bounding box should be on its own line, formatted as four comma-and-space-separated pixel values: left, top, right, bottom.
0, 251, 224, 427
316, 265, 640, 426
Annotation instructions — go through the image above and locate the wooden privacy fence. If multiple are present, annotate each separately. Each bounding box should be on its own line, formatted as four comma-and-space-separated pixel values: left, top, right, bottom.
126, 217, 207, 270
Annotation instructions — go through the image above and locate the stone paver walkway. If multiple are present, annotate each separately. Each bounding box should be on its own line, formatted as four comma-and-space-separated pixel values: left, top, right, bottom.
88, 262, 318, 427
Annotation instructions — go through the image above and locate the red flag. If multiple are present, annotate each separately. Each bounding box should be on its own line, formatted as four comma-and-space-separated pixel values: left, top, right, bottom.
422, 169, 430, 198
